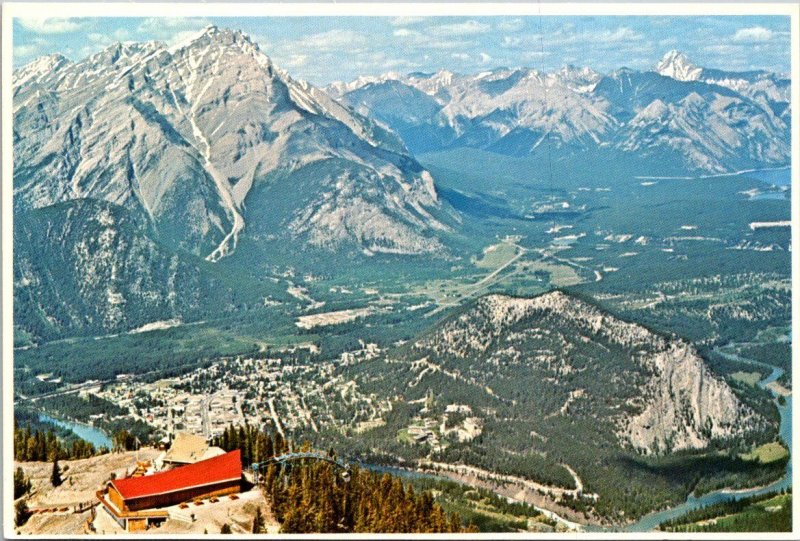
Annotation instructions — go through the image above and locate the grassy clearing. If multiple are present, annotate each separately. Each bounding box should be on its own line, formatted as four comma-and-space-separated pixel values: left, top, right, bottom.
473, 242, 519, 269
522, 260, 583, 287
730, 371, 762, 386
740, 442, 789, 464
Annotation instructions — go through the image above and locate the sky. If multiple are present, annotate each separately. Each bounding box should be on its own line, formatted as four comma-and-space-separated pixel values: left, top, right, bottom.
12, 15, 792, 84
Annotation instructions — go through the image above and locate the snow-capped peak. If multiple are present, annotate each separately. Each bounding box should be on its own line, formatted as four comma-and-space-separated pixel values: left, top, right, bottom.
655, 50, 702, 82
557, 64, 602, 93
13, 53, 71, 87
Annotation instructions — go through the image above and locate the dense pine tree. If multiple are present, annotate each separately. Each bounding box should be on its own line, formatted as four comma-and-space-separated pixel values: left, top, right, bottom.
252, 508, 265, 533
213, 422, 473, 533
14, 468, 31, 499
14, 423, 96, 461
15, 500, 31, 527
51, 459, 62, 487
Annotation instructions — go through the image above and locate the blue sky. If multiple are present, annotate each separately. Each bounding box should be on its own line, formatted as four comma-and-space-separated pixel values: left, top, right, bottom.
13, 15, 791, 84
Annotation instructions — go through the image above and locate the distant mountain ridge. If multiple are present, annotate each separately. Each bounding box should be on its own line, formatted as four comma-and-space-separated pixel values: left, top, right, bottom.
12, 26, 455, 341
329, 51, 790, 173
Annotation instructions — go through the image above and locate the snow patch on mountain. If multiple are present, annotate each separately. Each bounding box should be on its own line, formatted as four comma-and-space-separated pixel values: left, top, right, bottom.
655, 50, 703, 82
333, 52, 790, 173
13, 26, 447, 259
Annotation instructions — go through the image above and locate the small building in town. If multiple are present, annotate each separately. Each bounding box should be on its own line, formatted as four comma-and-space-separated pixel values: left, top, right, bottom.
97, 449, 242, 531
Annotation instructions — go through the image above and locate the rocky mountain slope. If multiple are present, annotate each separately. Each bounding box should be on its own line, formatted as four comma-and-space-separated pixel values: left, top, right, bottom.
13, 26, 450, 260
330, 51, 790, 173
353, 291, 765, 455
13, 199, 237, 342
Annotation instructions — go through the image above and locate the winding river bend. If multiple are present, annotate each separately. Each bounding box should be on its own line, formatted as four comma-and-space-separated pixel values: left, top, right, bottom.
372, 344, 792, 533
31, 345, 790, 532
620, 346, 792, 532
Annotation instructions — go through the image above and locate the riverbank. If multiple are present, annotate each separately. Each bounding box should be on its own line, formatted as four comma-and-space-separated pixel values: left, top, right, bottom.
418, 466, 601, 530
617, 345, 792, 531
37, 412, 113, 449
368, 462, 603, 530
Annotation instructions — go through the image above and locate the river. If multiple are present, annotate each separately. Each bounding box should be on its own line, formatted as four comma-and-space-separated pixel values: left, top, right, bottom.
364, 463, 585, 531
368, 344, 792, 533
617, 347, 792, 532
38, 413, 113, 450
34, 344, 791, 532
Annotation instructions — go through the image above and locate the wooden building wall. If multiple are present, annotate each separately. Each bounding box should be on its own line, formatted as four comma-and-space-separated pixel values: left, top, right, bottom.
108, 485, 126, 512
127, 518, 148, 532
124, 479, 240, 511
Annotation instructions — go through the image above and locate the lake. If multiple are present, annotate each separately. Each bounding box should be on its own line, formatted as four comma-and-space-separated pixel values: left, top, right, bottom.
746, 167, 791, 187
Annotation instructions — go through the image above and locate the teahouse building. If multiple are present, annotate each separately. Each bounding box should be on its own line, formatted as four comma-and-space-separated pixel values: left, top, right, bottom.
97, 449, 242, 531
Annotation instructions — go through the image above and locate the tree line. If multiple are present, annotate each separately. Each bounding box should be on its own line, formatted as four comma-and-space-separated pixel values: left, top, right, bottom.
213, 423, 476, 533
13, 422, 97, 462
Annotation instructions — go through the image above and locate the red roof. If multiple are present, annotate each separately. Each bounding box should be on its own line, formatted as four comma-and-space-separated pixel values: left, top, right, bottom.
111, 449, 241, 500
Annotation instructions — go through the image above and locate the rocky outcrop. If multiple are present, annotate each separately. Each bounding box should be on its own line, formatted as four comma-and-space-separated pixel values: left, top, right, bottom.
413, 291, 764, 454
620, 342, 761, 454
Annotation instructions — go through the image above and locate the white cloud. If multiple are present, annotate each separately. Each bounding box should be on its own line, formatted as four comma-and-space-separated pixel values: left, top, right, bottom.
501, 25, 642, 54
703, 43, 741, 56
479, 52, 492, 64
293, 29, 368, 52
391, 28, 467, 50
501, 36, 525, 48
113, 28, 132, 41
497, 18, 524, 33
283, 54, 308, 68
519, 51, 550, 61
451, 52, 470, 61
17, 17, 82, 34
733, 26, 774, 42
390, 16, 426, 27
136, 17, 212, 45
13, 36, 49, 62
594, 27, 643, 43
383, 58, 416, 69
86, 28, 131, 46
137, 17, 211, 33
14, 43, 43, 58
428, 20, 491, 37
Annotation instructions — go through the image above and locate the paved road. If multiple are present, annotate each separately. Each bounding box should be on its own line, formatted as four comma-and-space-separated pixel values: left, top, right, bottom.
425, 244, 528, 318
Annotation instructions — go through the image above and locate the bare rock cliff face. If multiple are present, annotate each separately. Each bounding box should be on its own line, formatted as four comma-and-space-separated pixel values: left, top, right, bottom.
620, 342, 762, 454
416, 291, 764, 454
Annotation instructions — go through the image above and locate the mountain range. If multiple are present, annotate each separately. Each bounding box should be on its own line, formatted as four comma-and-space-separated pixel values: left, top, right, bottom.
11, 30, 791, 340
329, 50, 790, 173
11, 29, 789, 519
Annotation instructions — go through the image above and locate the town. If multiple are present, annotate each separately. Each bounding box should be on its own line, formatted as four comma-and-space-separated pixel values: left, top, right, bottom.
94, 342, 391, 442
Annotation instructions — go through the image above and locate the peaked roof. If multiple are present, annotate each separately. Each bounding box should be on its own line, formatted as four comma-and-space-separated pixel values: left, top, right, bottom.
163, 432, 209, 463
111, 449, 241, 501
